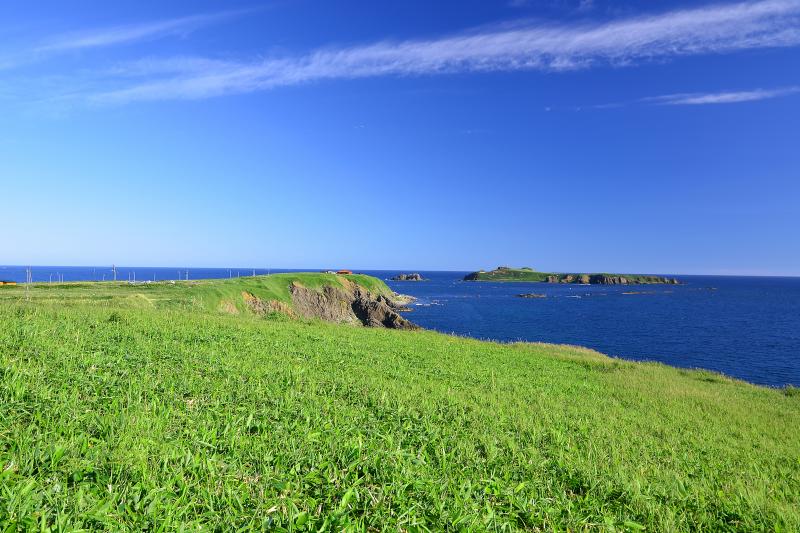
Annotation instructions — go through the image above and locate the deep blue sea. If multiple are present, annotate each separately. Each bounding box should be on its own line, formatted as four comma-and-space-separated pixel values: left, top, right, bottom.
2, 265, 798, 387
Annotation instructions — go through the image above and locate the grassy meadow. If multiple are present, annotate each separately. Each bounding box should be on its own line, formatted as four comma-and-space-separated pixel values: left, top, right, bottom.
0, 273, 394, 314
0, 276, 799, 530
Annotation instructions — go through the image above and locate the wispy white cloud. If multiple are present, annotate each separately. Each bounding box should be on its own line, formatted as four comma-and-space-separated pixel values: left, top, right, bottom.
35, 10, 247, 53
0, 9, 247, 72
84, 0, 800, 104
646, 86, 800, 105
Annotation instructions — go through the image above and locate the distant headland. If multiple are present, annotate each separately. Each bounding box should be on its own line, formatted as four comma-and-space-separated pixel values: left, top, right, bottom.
464, 266, 680, 285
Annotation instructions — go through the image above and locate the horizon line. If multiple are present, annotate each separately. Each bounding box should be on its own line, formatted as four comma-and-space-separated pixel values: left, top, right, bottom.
2, 264, 799, 279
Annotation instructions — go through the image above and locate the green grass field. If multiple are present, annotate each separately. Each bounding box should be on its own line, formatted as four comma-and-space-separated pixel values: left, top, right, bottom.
1, 275, 799, 530
0, 273, 394, 314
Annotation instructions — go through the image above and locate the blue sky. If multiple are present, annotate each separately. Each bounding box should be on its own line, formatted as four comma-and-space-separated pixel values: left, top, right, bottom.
1, 0, 799, 275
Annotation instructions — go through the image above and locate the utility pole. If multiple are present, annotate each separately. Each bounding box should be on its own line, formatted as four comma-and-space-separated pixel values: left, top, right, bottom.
25, 266, 31, 301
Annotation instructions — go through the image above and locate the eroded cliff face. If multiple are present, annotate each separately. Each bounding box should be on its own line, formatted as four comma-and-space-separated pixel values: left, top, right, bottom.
242, 280, 418, 330
290, 280, 418, 330
242, 292, 295, 316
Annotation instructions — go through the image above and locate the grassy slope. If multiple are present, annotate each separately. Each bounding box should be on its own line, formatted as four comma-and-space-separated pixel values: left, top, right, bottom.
0, 281, 798, 530
0, 273, 395, 315
467, 268, 669, 283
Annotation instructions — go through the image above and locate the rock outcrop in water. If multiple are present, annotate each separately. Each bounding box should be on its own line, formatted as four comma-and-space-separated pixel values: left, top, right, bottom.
391, 273, 425, 281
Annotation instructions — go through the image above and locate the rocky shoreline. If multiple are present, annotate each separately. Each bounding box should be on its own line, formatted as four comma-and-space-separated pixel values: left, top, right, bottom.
543, 273, 680, 285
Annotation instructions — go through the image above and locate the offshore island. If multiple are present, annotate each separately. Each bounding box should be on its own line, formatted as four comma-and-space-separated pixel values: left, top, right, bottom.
464, 266, 680, 285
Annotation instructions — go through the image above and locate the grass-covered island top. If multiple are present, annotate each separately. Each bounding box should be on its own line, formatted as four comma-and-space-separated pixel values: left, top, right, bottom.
464, 266, 680, 284
1, 273, 797, 530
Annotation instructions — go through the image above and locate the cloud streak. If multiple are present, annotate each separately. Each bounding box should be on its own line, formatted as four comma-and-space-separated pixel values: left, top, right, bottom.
0, 9, 247, 72
647, 86, 800, 105
87, 0, 800, 103
35, 10, 246, 53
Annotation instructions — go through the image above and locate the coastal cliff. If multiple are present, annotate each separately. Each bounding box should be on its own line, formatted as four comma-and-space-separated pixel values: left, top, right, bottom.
0, 272, 418, 330
465, 266, 680, 285
242, 276, 418, 329
288, 279, 416, 329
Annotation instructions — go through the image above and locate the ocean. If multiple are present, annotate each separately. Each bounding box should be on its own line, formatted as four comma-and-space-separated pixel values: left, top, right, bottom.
2, 265, 798, 387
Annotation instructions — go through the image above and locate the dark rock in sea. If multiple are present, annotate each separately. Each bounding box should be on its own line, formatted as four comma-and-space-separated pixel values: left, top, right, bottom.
516, 293, 547, 298
391, 273, 425, 281
351, 291, 417, 329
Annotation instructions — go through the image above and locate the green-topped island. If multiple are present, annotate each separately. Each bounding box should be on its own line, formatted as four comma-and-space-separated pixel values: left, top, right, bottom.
464, 266, 680, 284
